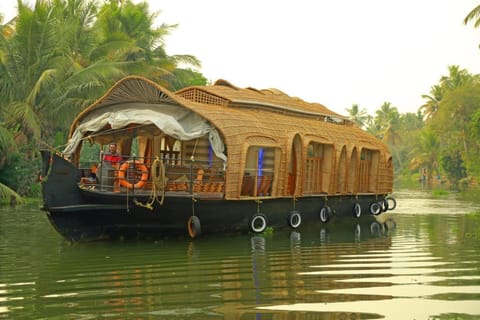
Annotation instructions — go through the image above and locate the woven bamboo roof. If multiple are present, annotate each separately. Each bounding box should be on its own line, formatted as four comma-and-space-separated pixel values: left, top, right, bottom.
176, 79, 347, 120
67, 76, 393, 198
69, 76, 387, 155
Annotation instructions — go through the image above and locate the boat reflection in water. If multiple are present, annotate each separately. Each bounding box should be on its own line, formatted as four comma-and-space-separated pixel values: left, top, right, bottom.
231, 215, 397, 319
5, 212, 394, 319
3, 195, 480, 319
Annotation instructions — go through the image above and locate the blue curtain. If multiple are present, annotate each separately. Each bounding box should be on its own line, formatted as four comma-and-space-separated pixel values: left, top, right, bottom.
257, 148, 264, 177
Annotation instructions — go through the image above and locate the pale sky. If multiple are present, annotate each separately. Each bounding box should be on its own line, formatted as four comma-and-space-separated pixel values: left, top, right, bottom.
2, 0, 480, 116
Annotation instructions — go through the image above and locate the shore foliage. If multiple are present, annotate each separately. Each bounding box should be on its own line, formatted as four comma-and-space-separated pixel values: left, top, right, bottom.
1, 1, 479, 201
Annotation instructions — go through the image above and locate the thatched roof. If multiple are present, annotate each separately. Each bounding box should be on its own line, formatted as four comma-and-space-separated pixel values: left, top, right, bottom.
176, 78, 346, 119
66, 76, 392, 198
69, 76, 387, 154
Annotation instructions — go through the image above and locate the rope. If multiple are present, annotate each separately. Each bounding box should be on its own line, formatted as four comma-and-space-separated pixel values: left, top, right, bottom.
38, 140, 63, 154
190, 138, 199, 161
134, 157, 168, 210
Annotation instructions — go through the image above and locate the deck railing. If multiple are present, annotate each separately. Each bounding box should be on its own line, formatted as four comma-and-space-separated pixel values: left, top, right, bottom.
78, 155, 225, 196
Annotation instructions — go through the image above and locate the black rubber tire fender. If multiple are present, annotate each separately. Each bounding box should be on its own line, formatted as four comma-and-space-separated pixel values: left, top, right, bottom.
187, 215, 202, 238
386, 196, 397, 210
288, 211, 302, 229
353, 202, 362, 218
319, 206, 332, 223
369, 202, 382, 215
249, 214, 268, 233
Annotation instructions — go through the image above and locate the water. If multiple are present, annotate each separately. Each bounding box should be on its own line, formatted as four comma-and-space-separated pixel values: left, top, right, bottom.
1, 190, 480, 319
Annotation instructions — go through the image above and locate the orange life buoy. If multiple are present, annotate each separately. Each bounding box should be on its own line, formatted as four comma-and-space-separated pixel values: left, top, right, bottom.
117, 161, 149, 189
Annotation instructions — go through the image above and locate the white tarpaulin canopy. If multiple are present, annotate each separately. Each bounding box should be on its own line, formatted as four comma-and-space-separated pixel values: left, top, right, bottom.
63, 102, 227, 161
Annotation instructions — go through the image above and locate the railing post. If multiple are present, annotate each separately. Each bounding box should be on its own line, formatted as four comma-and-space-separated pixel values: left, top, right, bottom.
189, 162, 193, 194
132, 156, 136, 194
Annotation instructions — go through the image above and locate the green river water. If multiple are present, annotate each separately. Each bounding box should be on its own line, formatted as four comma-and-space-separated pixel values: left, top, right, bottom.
1, 189, 480, 319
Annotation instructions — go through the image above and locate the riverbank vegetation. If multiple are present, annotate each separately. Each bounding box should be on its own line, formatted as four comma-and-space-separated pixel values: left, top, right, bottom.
347, 65, 480, 192
0, 0, 206, 202
1, 0, 479, 202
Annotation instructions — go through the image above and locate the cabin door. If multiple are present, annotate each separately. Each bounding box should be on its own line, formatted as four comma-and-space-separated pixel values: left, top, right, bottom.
288, 135, 302, 195
336, 146, 347, 194
304, 142, 333, 194
358, 149, 380, 193
347, 148, 358, 193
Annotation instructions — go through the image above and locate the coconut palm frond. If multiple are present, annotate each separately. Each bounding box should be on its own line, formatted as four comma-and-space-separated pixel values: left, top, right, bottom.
0, 125, 16, 151
9, 101, 41, 140
0, 182, 23, 203
464, 4, 480, 27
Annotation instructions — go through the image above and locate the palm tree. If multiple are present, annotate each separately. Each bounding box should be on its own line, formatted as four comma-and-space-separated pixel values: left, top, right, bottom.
439, 65, 474, 90
464, 4, 480, 27
400, 111, 424, 131
1, 0, 206, 200
44, 0, 128, 137
0, 124, 21, 202
1, 1, 69, 142
0, 12, 22, 201
373, 102, 403, 167
0, 0, 130, 145
0, 0, 126, 200
345, 104, 370, 129
420, 66, 478, 123
420, 84, 442, 122
2, 0, 203, 145
434, 67, 479, 155
409, 129, 441, 185
374, 102, 401, 144
93, 0, 200, 88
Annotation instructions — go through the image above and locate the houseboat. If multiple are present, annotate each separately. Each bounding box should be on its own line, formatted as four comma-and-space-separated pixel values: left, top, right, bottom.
40, 76, 396, 241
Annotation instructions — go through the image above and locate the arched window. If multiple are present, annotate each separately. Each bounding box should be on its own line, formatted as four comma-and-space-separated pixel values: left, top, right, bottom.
241, 146, 275, 196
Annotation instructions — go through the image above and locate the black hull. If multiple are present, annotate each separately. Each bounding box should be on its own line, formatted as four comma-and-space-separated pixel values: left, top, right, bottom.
41, 152, 395, 242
